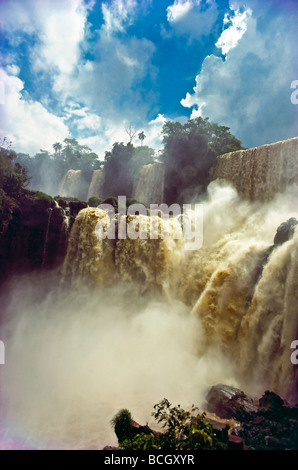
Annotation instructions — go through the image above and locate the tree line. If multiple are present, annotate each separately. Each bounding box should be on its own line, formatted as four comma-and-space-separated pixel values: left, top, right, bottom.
2, 117, 244, 205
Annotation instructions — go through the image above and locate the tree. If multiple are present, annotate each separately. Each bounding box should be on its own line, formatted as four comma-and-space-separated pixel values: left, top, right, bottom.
53, 142, 62, 154
161, 117, 243, 204
102, 141, 156, 198
111, 399, 215, 450
125, 124, 137, 144
0, 142, 31, 233
138, 131, 146, 146
16, 137, 101, 196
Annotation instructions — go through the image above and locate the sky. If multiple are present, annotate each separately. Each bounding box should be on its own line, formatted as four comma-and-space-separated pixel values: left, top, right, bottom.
0, 0, 297, 158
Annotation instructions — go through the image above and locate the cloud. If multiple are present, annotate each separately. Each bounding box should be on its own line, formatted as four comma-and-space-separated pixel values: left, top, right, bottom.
0, 0, 89, 75
60, 12, 158, 125
167, 0, 198, 23
101, 0, 138, 37
0, 68, 69, 154
0, 0, 158, 156
166, 0, 219, 42
64, 103, 102, 132
215, 7, 251, 55
181, 0, 298, 147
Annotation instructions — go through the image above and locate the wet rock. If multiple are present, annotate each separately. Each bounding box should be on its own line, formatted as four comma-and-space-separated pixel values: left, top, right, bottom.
0, 191, 88, 284
69, 200, 88, 217
205, 384, 258, 420
228, 435, 244, 450
259, 390, 284, 412
273, 217, 297, 246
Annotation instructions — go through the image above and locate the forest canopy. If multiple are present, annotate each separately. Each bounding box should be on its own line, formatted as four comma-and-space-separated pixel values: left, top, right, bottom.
3, 117, 243, 204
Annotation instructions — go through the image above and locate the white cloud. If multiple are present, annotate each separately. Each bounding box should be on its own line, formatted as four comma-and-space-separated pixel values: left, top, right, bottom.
5, 64, 20, 76
167, 0, 198, 23
32, 1, 87, 75
181, 1, 298, 147
215, 8, 251, 55
142, 113, 167, 151
65, 104, 102, 132
0, 69, 69, 154
166, 0, 218, 42
0, 0, 159, 158
62, 32, 157, 125
101, 0, 137, 37
0, 0, 89, 76
77, 113, 168, 159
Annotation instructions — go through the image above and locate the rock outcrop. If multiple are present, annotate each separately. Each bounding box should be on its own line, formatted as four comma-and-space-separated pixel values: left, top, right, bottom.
0, 191, 87, 285
204, 384, 298, 450
204, 384, 258, 420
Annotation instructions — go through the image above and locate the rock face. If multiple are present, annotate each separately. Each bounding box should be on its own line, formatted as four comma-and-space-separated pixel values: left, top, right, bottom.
205, 384, 298, 450
205, 384, 258, 420
273, 217, 298, 246
0, 192, 87, 285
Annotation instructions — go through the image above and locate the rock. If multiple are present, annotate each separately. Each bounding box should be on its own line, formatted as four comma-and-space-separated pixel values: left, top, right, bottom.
205, 384, 258, 420
273, 217, 298, 246
205, 417, 229, 443
228, 435, 244, 450
69, 200, 88, 217
0, 191, 88, 285
259, 390, 284, 412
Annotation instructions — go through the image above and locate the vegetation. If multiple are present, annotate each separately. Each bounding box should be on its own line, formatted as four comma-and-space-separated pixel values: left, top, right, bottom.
102, 142, 155, 199
161, 117, 243, 204
16, 138, 101, 196
235, 391, 298, 450
111, 394, 298, 451
111, 399, 215, 451
0, 140, 31, 234
12, 116, 243, 203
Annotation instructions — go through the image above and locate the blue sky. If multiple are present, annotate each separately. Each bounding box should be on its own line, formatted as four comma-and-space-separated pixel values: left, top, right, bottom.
0, 0, 297, 158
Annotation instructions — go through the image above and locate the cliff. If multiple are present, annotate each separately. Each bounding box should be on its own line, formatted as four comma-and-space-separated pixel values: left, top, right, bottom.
212, 137, 298, 201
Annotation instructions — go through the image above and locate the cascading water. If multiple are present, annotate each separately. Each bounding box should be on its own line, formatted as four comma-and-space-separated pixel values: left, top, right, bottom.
41, 208, 53, 269
87, 169, 104, 200
132, 162, 165, 206
59, 169, 83, 198
0, 138, 297, 450
212, 137, 298, 201
59, 169, 90, 201
59, 181, 298, 402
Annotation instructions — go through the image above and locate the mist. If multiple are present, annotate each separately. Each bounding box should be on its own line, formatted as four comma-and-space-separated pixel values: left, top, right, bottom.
0, 180, 297, 450
0, 277, 237, 450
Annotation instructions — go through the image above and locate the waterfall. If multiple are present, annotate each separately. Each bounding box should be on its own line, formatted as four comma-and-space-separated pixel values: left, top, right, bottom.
132, 162, 165, 206
212, 137, 298, 201
87, 169, 104, 200
59, 169, 89, 200
1, 139, 298, 450
59, 181, 298, 403
41, 208, 53, 268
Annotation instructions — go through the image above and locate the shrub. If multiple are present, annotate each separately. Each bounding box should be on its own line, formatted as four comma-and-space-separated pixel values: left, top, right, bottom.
111, 399, 215, 451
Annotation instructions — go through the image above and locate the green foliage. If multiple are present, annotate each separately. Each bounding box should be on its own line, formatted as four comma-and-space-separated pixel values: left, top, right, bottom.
152, 398, 214, 450
111, 409, 134, 445
120, 432, 157, 451
161, 117, 243, 203
102, 142, 156, 198
88, 196, 103, 207
112, 399, 215, 451
27, 190, 53, 203
234, 391, 298, 450
16, 138, 101, 195
0, 142, 31, 233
